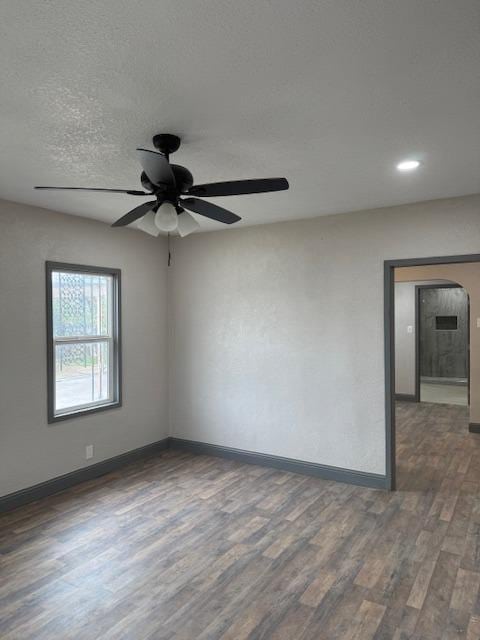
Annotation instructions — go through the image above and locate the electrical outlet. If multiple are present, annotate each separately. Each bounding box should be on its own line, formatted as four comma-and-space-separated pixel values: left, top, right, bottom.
85, 444, 94, 460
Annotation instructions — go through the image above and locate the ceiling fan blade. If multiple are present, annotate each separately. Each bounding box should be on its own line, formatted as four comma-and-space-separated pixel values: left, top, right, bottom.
34, 186, 149, 195
136, 149, 176, 188
111, 200, 159, 227
187, 178, 289, 197
181, 198, 241, 224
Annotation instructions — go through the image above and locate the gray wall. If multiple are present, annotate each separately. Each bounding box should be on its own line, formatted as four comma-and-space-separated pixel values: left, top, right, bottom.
0, 199, 169, 496
169, 194, 480, 476
419, 287, 468, 379
394, 282, 416, 396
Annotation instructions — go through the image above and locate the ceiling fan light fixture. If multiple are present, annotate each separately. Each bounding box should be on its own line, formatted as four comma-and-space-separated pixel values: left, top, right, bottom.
136, 210, 161, 237
154, 201, 178, 232
177, 210, 200, 237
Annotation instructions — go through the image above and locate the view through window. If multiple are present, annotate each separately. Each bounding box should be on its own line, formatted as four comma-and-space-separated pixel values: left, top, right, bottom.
47, 264, 120, 421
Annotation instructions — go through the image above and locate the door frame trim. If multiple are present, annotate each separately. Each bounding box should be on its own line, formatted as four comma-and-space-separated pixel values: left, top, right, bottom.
384, 253, 480, 491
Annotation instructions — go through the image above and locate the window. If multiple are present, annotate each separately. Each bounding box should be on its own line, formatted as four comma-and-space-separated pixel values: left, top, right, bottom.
435, 315, 458, 331
46, 262, 121, 422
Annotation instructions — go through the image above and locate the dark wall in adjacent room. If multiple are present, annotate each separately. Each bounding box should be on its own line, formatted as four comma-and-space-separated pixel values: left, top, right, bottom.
419, 287, 468, 379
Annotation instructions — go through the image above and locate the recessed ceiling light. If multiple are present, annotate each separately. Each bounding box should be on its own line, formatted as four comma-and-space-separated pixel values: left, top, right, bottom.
397, 159, 421, 172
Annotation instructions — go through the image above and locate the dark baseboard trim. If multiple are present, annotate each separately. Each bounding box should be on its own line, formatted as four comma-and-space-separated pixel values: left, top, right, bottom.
395, 393, 417, 403
469, 423, 480, 434
0, 438, 169, 513
1, 435, 389, 512
169, 438, 387, 490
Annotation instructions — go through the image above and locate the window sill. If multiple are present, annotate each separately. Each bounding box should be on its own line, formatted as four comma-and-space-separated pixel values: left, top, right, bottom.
48, 400, 122, 424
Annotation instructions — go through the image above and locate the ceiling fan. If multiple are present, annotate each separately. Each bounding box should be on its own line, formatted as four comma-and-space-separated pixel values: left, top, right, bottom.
35, 134, 289, 237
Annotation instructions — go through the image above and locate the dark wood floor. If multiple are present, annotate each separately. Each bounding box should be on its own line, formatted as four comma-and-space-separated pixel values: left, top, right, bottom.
1, 402, 480, 639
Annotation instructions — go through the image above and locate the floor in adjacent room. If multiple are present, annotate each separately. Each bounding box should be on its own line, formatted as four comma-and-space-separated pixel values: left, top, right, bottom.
1, 402, 480, 640
420, 381, 469, 406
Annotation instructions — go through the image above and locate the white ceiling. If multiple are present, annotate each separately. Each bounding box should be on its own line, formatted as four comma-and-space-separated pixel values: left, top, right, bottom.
0, 1, 479, 232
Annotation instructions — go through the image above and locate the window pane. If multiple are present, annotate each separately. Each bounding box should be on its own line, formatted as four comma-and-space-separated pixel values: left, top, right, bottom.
55, 341, 111, 412
52, 271, 112, 337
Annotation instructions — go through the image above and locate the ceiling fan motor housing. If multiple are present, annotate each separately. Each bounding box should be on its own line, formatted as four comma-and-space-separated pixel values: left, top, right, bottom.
141, 165, 193, 199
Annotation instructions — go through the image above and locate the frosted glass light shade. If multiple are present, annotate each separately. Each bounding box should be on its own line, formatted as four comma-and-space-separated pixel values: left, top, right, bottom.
177, 211, 200, 237
136, 211, 161, 236
154, 201, 178, 232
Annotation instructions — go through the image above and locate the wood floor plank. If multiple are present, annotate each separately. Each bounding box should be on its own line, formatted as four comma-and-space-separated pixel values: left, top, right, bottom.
413, 551, 462, 637
346, 599, 386, 639
467, 615, 480, 640
406, 557, 438, 610
450, 567, 480, 613
299, 572, 336, 607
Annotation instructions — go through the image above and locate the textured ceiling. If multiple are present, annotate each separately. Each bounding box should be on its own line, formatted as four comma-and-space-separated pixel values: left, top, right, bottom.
0, 0, 479, 232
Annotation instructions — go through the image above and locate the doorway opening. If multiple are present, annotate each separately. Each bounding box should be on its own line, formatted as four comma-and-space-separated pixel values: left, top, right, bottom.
384, 254, 480, 490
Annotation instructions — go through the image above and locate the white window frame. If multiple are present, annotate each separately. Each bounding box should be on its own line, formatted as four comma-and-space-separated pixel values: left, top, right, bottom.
46, 262, 122, 423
